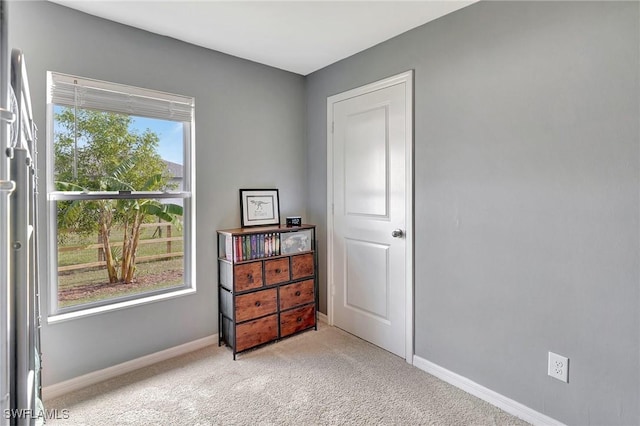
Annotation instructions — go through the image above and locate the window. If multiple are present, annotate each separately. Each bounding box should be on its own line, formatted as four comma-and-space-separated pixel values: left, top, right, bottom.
47, 72, 195, 315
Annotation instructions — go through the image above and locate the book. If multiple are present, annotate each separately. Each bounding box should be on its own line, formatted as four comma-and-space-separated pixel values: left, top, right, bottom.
266, 233, 272, 257
224, 235, 233, 261
242, 235, 248, 261
270, 233, 275, 256
250, 234, 257, 259
258, 234, 264, 258
233, 236, 239, 262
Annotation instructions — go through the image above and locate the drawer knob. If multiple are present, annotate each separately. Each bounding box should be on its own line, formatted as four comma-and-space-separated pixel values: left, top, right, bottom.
255, 301, 261, 307
247, 273, 253, 282
295, 291, 301, 297
275, 268, 281, 274
296, 317, 302, 323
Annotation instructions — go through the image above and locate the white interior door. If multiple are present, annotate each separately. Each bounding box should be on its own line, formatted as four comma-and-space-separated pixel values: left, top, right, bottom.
327, 71, 413, 361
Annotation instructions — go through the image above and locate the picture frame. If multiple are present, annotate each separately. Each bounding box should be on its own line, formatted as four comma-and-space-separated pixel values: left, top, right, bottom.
239, 189, 280, 227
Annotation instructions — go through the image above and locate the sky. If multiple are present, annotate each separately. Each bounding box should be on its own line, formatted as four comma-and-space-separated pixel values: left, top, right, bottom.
53, 106, 184, 166
131, 116, 184, 165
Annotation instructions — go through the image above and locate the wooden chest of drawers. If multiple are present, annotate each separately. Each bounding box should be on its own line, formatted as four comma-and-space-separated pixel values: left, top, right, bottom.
218, 225, 317, 358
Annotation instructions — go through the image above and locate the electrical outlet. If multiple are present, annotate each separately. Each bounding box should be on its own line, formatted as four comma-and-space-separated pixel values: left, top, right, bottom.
548, 352, 569, 383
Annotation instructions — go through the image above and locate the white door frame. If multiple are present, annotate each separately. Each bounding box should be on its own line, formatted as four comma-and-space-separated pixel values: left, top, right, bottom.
326, 70, 414, 363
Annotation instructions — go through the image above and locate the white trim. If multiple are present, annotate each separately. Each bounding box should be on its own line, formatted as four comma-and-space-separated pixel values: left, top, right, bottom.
317, 311, 328, 323
326, 70, 414, 363
413, 355, 565, 426
42, 334, 217, 401
48, 191, 190, 201
46, 101, 56, 316
47, 288, 196, 325
403, 73, 414, 364
326, 97, 335, 328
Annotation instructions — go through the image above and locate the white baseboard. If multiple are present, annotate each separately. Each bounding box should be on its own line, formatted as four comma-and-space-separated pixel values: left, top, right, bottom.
317, 311, 328, 323
43, 334, 218, 401
413, 355, 565, 426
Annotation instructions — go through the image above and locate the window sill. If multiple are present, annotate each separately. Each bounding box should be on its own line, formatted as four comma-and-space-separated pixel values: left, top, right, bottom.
47, 287, 196, 325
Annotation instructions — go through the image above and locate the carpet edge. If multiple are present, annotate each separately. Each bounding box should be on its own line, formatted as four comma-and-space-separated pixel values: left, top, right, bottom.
412, 355, 565, 426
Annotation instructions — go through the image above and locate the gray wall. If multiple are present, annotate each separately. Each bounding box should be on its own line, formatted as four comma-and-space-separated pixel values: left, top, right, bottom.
306, 2, 639, 425
8, 1, 640, 424
8, 1, 306, 386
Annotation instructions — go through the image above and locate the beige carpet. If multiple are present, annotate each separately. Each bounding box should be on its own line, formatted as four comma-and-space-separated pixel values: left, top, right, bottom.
46, 323, 529, 425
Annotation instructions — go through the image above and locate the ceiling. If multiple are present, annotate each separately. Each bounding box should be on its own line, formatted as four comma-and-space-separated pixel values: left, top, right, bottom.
48, 0, 476, 76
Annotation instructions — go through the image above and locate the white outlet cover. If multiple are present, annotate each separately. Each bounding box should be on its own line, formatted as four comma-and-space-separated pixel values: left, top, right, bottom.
548, 351, 569, 383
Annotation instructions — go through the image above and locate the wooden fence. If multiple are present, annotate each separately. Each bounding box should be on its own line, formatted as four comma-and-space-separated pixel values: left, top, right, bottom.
58, 222, 183, 273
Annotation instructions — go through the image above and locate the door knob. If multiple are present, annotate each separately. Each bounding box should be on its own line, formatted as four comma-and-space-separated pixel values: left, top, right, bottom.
391, 229, 404, 238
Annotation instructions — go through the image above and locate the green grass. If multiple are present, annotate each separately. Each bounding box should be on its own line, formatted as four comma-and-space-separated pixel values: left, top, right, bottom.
57, 225, 185, 308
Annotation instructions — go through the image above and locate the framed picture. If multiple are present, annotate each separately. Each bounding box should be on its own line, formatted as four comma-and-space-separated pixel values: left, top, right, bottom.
240, 189, 280, 227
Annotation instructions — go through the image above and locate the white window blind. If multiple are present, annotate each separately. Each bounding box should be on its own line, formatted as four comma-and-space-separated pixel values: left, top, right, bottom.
47, 72, 194, 122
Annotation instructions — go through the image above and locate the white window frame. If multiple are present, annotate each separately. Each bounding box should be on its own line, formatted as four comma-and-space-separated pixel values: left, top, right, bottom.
45, 72, 196, 318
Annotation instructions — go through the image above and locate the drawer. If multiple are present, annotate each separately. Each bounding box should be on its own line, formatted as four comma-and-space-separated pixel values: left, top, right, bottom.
265, 258, 290, 285
235, 288, 277, 322
280, 304, 315, 337
236, 314, 278, 352
234, 261, 263, 292
279, 279, 314, 310
291, 253, 314, 280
